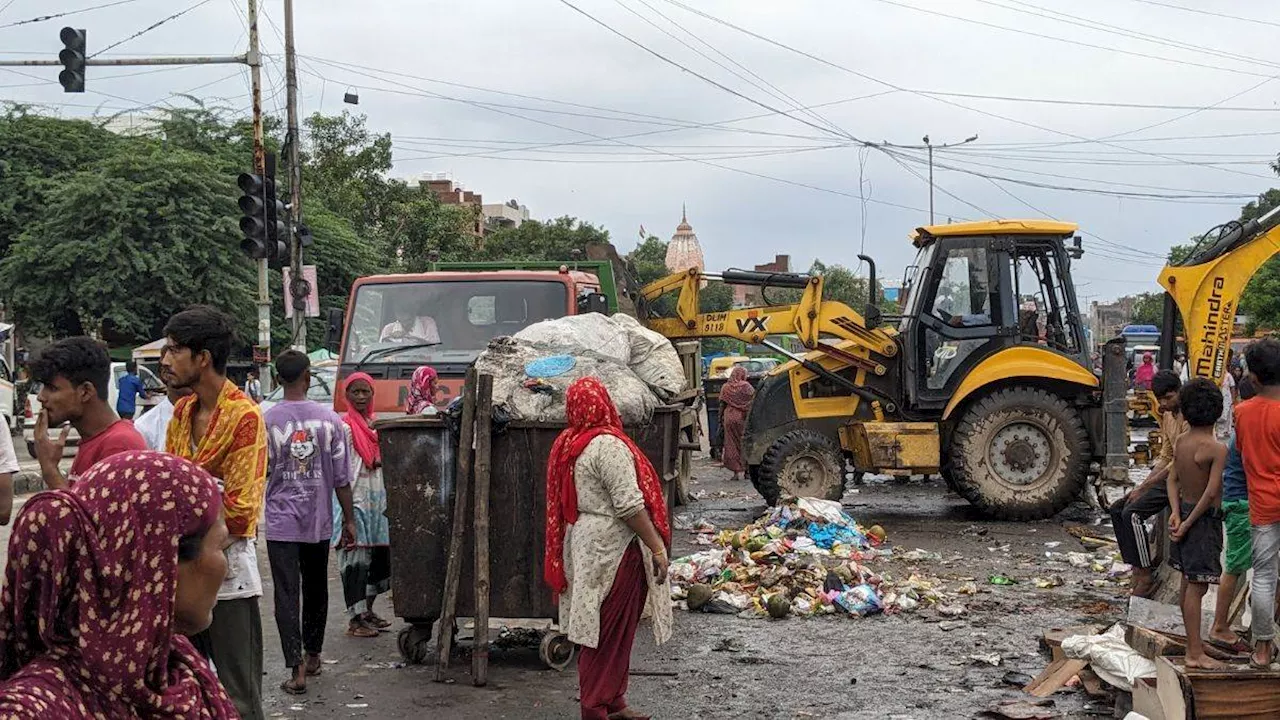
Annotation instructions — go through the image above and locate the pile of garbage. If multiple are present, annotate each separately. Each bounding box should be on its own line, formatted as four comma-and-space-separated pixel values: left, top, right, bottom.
475, 313, 685, 424
670, 498, 944, 619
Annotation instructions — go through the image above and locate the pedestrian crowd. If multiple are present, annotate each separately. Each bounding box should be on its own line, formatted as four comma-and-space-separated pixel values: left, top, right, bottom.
0, 305, 430, 718
1111, 338, 1280, 670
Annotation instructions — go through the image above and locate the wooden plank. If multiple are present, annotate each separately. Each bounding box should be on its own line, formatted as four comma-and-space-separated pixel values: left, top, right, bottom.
1165, 656, 1280, 719
1126, 624, 1187, 660
1132, 677, 1167, 720
434, 367, 477, 681
1023, 657, 1088, 698
471, 373, 494, 688
1077, 668, 1107, 698
1155, 657, 1187, 720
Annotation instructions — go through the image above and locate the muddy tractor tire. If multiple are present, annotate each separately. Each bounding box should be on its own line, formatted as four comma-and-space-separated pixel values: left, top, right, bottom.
950, 386, 1088, 520
758, 429, 846, 502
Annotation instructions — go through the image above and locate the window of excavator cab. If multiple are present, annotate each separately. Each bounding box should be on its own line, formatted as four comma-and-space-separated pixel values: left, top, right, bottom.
342, 280, 568, 364
930, 248, 992, 327
899, 243, 935, 330
1014, 245, 1080, 354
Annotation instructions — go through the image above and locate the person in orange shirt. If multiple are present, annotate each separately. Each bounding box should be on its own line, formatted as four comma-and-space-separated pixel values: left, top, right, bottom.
161, 305, 268, 720
1236, 338, 1280, 670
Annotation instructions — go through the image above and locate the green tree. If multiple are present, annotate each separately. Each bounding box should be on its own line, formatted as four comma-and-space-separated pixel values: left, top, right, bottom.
477, 216, 611, 264
0, 144, 256, 340
1130, 292, 1165, 328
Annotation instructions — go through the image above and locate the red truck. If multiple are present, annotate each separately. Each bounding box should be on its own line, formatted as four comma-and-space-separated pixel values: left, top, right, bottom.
329, 262, 622, 416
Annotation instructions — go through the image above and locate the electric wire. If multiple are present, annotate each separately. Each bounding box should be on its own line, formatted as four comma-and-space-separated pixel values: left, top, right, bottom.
1124, 0, 1280, 29
0, 0, 145, 30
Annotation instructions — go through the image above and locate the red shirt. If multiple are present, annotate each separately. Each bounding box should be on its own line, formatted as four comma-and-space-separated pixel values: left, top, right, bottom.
1234, 396, 1280, 526
68, 420, 148, 484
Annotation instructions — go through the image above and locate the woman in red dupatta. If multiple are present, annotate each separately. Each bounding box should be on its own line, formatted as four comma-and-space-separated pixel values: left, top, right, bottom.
545, 377, 672, 720
719, 366, 755, 480
0, 451, 237, 719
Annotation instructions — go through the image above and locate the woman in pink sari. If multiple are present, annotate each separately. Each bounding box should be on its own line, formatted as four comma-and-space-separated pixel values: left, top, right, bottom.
1133, 352, 1156, 391
719, 366, 755, 481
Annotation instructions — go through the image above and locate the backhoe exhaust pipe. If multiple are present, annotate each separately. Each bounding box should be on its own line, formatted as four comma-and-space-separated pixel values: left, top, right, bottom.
857, 254, 883, 329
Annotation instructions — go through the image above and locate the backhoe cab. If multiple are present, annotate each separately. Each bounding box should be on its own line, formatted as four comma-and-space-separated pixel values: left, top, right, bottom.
641, 219, 1102, 519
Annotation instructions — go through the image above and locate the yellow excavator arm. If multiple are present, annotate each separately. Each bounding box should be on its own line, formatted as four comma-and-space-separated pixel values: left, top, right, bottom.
1158, 205, 1280, 383
639, 266, 898, 361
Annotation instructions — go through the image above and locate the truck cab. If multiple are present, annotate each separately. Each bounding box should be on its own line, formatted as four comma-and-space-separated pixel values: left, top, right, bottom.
333, 266, 613, 415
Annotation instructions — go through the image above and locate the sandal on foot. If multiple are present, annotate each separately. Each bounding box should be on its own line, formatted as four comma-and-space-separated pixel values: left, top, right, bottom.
347, 622, 379, 638
1207, 636, 1251, 655
305, 656, 323, 677
280, 679, 307, 695
1250, 646, 1278, 670
363, 612, 392, 630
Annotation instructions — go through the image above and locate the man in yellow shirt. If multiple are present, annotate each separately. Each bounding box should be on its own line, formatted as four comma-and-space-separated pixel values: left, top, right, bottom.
161, 305, 268, 720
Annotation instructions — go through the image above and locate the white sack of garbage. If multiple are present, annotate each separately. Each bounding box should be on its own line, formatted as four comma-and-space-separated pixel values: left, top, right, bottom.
513, 313, 685, 400
475, 336, 659, 425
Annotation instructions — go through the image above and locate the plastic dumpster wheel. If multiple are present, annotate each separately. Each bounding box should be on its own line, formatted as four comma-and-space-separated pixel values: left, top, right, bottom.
539, 632, 575, 671
397, 623, 434, 665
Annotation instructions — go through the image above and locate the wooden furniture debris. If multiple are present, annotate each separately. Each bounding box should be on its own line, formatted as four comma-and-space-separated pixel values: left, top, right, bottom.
1155, 655, 1280, 719
1131, 677, 1166, 720
1126, 625, 1186, 660
1040, 625, 1101, 662
1023, 657, 1089, 697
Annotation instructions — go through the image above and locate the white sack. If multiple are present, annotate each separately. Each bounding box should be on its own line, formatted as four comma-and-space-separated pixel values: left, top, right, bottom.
1061, 624, 1156, 691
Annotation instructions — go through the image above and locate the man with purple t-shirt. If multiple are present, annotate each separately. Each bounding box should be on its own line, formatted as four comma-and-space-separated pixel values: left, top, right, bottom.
263, 350, 357, 696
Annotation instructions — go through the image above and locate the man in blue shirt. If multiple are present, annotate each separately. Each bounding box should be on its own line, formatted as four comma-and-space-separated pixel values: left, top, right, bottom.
116, 361, 149, 420
1209, 378, 1257, 654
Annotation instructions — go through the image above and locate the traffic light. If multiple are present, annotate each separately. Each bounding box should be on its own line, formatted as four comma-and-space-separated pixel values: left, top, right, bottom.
237, 172, 289, 266
58, 27, 86, 93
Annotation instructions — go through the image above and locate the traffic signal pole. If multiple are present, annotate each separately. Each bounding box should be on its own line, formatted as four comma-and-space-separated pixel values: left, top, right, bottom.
247, 0, 273, 390
283, 0, 306, 351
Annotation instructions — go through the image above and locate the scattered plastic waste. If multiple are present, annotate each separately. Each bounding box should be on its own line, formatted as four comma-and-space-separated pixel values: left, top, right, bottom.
989, 574, 1017, 586
670, 498, 944, 619
969, 653, 1003, 667
1032, 576, 1065, 589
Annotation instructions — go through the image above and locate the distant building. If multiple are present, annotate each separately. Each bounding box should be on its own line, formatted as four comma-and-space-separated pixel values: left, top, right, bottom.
482, 199, 530, 232
665, 206, 705, 276
1090, 296, 1139, 345
733, 254, 791, 308
99, 111, 162, 136
404, 174, 533, 236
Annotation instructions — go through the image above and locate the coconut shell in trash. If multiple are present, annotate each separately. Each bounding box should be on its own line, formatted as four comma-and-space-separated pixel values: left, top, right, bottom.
868, 525, 887, 542
766, 593, 790, 619
686, 584, 714, 611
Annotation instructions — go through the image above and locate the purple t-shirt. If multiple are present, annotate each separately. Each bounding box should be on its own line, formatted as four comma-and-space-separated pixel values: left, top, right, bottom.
264, 400, 351, 543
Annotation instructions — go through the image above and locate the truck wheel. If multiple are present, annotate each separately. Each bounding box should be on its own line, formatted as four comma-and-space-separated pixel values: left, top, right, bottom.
950, 387, 1087, 520
759, 429, 846, 502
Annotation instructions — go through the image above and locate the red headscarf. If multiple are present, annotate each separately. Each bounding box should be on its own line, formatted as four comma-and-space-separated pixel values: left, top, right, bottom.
0, 451, 237, 718
343, 372, 380, 470
407, 366, 438, 414
544, 377, 670, 595
720, 365, 755, 413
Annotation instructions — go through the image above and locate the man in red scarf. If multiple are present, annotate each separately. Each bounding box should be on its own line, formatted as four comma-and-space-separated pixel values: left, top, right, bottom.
545, 377, 673, 720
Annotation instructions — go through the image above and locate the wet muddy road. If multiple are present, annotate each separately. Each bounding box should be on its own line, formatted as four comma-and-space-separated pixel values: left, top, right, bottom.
259, 459, 1128, 719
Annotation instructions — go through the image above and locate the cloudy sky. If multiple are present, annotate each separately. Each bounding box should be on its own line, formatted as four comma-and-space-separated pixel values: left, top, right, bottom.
3, 0, 1279, 304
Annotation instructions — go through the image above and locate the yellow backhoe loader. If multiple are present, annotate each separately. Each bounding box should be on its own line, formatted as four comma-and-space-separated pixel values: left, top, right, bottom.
637, 208, 1280, 520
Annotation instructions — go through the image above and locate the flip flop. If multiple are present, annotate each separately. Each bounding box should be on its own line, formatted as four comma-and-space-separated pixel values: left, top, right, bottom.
347, 623, 379, 639
305, 657, 323, 677
1207, 637, 1251, 655
1249, 646, 1278, 670
280, 679, 307, 696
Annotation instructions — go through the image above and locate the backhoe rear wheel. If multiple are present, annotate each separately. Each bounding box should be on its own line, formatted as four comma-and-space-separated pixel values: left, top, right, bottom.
950, 386, 1087, 520
758, 429, 846, 503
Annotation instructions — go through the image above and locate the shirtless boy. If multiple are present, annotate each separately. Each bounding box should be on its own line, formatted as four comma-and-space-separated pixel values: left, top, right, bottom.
1167, 377, 1228, 670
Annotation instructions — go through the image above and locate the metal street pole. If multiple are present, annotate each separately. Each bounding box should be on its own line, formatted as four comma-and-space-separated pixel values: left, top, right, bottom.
284, 0, 306, 351
921, 133, 979, 225
0, 55, 246, 67
247, 0, 272, 390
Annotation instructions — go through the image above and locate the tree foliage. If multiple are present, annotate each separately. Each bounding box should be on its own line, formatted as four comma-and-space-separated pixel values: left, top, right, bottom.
1129, 292, 1164, 328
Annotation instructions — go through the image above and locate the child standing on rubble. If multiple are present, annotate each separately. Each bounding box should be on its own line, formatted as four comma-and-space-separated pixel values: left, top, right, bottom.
1237, 338, 1280, 670
1165, 377, 1228, 670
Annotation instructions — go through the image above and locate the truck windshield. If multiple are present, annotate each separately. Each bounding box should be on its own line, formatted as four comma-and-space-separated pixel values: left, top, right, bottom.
342, 279, 569, 364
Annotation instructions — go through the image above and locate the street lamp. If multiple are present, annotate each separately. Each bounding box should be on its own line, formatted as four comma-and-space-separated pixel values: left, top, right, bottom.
923, 133, 979, 224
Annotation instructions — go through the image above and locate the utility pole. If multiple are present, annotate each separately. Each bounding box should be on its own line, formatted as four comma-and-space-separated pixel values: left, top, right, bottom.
283, 0, 306, 351
247, 0, 273, 389
922, 133, 979, 224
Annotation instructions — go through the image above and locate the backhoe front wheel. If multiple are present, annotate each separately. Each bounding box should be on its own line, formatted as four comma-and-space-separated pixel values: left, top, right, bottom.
950, 387, 1087, 520
757, 429, 847, 503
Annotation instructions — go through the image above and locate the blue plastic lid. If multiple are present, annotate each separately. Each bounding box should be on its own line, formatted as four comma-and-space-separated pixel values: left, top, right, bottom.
525, 355, 577, 378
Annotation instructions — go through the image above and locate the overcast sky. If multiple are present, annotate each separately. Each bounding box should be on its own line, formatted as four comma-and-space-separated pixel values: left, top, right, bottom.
3, 0, 1279, 304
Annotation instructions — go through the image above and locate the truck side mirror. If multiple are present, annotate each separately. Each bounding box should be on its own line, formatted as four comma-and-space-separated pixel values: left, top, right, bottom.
579, 292, 610, 315
323, 308, 344, 352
